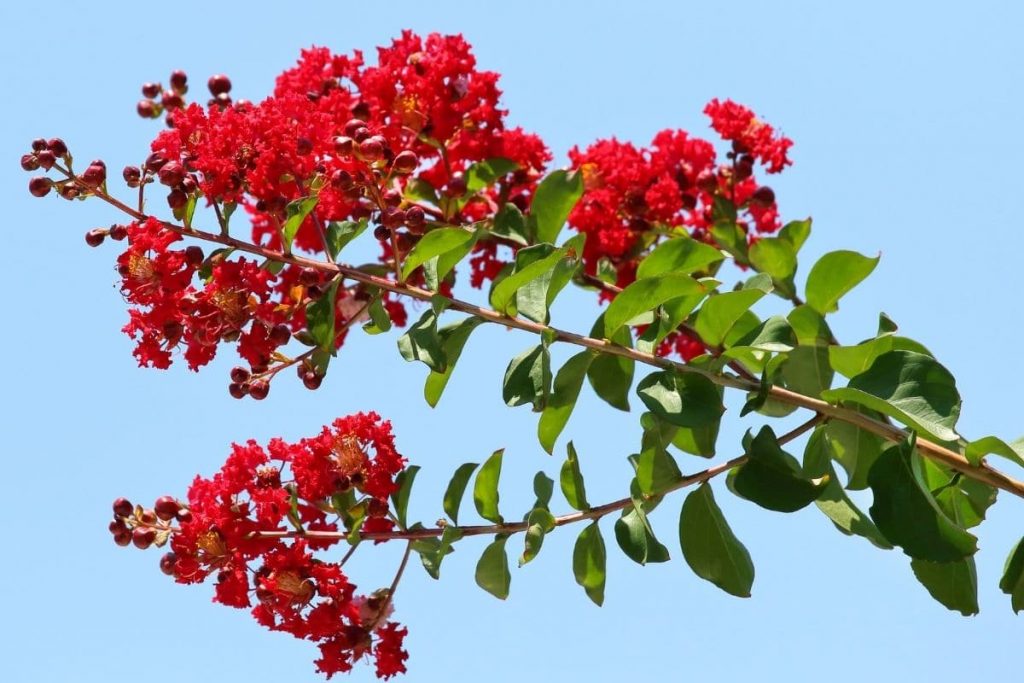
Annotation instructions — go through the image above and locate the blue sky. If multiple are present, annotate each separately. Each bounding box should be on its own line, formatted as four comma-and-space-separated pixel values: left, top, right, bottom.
2, 2, 1023, 681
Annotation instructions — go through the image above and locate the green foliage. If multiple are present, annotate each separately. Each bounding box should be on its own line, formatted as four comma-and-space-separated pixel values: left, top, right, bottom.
805, 250, 879, 314
538, 351, 595, 453
635, 235, 724, 279
823, 350, 962, 442
324, 218, 368, 259
529, 169, 584, 244
731, 427, 827, 512
442, 462, 479, 525
636, 370, 724, 428
390, 466, 419, 530
573, 522, 607, 606
305, 278, 340, 352
475, 535, 511, 600
402, 227, 479, 284
503, 344, 552, 410
1000, 538, 1024, 613
602, 273, 705, 336
423, 317, 486, 407
867, 437, 977, 562
560, 442, 590, 511
397, 303, 448, 372
586, 317, 634, 411
473, 450, 504, 524
280, 196, 318, 253
911, 558, 979, 616
679, 484, 755, 597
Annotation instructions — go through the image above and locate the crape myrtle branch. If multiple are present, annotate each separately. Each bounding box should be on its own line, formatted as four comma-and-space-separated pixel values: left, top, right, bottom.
254, 414, 826, 543
65, 164, 1024, 502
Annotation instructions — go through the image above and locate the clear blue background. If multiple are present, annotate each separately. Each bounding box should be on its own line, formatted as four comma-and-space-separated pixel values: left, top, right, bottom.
2, 2, 1022, 681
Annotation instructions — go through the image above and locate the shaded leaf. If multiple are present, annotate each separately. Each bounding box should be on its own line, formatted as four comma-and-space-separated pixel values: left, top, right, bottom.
423, 317, 486, 407
538, 351, 595, 453
443, 462, 478, 525
503, 344, 551, 410
475, 536, 511, 600
636, 370, 724, 428
911, 558, 979, 616
573, 522, 607, 606
999, 538, 1024, 613
390, 466, 419, 530
560, 442, 590, 511
473, 450, 504, 524
732, 426, 828, 512
679, 484, 755, 597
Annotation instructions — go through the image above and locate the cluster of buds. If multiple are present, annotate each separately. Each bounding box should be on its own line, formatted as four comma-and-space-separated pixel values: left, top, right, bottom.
22, 137, 109, 202
136, 70, 188, 120
109, 495, 189, 576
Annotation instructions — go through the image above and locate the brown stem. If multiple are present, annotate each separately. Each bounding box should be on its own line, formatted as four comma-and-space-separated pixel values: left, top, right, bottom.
73, 178, 1024, 500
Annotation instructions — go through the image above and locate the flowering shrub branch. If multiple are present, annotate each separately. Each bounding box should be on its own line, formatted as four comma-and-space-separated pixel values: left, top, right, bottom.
25, 30, 1024, 679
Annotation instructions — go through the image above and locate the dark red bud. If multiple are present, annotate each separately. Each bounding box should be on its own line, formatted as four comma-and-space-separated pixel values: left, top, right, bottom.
169, 70, 188, 94
392, 150, 419, 174
154, 496, 180, 521
750, 186, 776, 207
31, 138, 47, 152
176, 508, 193, 523
47, 138, 68, 156
373, 225, 391, 241
141, 82, 161, 99
166, 189, 188, 210
161, 90, 184, 109
447, 173, 467, 197
108, 224, 128, 241
695, 170, 718, 194
158, 161, 185, 187
343, 118, 366, 137
113, 498, 133, 518
296, 137, 313, 155
85, 229, 105, 247
382, 189, 402, 208
228, 382, 248, 399
159, 552, 178, 576
28, 177, 52, 197
207, 74, 232, 96
36, 150, 56, 171
113, 530, 132, 547
132, 527, 156, 550
109, 519, 127, 535
405, 206, 426, 231
122, 165, 142, 186
81, 161, 107, 186
249, 380, 270, 400
177, 246, 201, 269
230, 366, 251, 383
269, 323, 291, 346
302, 371, 323, 390
144, 152, 167, 172
333, 136, 355, 157
20, 154, 39, 171
137, 99, 158, 119
358, 137, 384, 162
352, 126, 370, 143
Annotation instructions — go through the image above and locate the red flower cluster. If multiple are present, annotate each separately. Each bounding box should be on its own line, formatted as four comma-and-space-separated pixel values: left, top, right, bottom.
110, 412, 409, 679
22, 30, 800, 375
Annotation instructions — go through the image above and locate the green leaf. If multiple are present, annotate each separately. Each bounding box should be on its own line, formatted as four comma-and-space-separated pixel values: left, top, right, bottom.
614, 502, 671, 565
573, 522, 607, 606
587, 317, 634, 411
324, 218, 369, 259
788, 305, 833, 345
822, 405, 886, 490
602, 273, 705, 337
466, 157, 518, 192
822, 351, 962, 442
532, 471, 554, 509
694, 282, 771, 348
390, 465, 419, 530
520, 507, 556, 567
424, 317, 486, 407
679, 483, 755, 597
999, 538, 1024, 613
417, 526, 462, 580
305, 278, 340, 352
492, 203, 530, 245
813, 465, 893, 549
503, 344, 552, 410
805, 250, 879, 315
911, 558, 979, 616
829, 336, 895, 379
362, 293, 392, 335
780, 218, 811, 251
475, 536, 511, 600
401, 227, 477, 281
405, 177, 439, 205
538, 351, 595, 454
473, 449, 504, 524
442, 462, 478, 525
529, 169, 584, 244
560, 441, 590, 511
515, 234, 584, 323
637, 443, 683, 496
868, 438, 977, 562
730, 315, 796, 353
781, 346, 833, 399
636, 370, 724, 428
397, 306, 447, 372
964, 436, 1024, 468
636, 236, 725, 279
732, 426, 828, 512
490, 244, 572, 315
280, 196, 319, 253
749, 237, 797, 297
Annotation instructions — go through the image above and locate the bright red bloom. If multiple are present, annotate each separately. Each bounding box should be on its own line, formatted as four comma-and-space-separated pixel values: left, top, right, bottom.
703, 98, 793, 173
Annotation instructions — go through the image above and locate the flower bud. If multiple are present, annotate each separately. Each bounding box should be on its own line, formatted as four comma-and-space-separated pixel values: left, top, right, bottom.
81, 161, 107, 187
108, 224, 128, 241
207, 74, 232, 96
122, 165, 142, 186
20, 154, 39, 171
132, 527, 156, 550
446, 172, 467, 197
141, 82, 161, 99
391, 150, 419, 174
47, 138, 68, 156
85, 229, 105, 247
158, 160, 185, 187
154, 496, 180, 521
170, 70, 188, 94
31, 138, 47, 152
113, 498, 133, 518
28, 177, 52, 197
358, 136, 385, 162
166, 189, 188, 210
249, 380, 270, 400
159, 552, 178, 576
750, 186, 776, 207
137, 99, 158, 119
373, 225, 391, 241
269, 323, 291, 346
